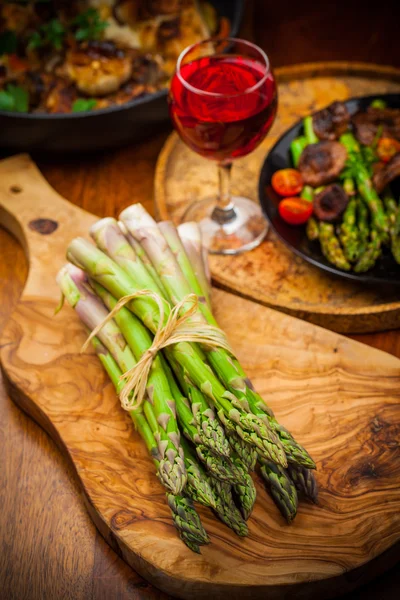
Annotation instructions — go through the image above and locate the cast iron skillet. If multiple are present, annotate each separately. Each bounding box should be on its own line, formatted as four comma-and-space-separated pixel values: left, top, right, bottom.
0, 0, 244, 153
259, 93, 400, 285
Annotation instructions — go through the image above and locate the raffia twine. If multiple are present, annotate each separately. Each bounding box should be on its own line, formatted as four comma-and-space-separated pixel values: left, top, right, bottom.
81, 290, 233, 412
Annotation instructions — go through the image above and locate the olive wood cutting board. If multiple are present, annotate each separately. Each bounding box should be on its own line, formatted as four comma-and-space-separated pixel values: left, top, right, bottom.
154, 61, 400, 334
1, 154, 400, 600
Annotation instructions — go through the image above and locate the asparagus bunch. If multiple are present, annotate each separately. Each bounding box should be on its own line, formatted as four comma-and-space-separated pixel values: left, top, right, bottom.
58, 204, 317, 550
296, 109, 400, 274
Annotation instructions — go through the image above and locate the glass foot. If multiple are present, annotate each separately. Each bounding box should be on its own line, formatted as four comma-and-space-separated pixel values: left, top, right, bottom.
181, 196, 268, 255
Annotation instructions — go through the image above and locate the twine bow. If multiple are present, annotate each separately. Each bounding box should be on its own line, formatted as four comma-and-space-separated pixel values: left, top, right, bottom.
82, 290, 232, 411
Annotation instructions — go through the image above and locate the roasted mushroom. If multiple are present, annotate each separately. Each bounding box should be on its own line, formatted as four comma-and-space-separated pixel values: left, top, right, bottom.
131, 53, 164, 85
313, 184, 349, 222
44, 78, 77, 113
373, 153, 400, 194
65, 41, 133, 96
312, 101, 350, 140
298, 141, 348, 187
353, 107, 400, 145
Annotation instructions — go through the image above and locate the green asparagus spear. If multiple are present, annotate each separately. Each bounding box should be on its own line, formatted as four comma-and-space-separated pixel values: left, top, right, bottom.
162, 352, 231, 458
259, 461, 298, 523
290, 135, 308, 167
340, 132, 388, 234
180, 435, 256, 531
167, 493, 210, 552
354, 229, 382, 273
306, 217, 319, 241
370, 99, 387, 109
231, 458, 257, 520
303, 115, 319, 144
343, 177, 356, 197
119, 223, 169, 299
392, 237, 400, 264
300, 185, 314, 201
287, 464, 318, 504
209, 478, 249, 537
339, 197, 360, 262
382, 190, 400, 264
357, 198, 370, 257
91, 218, 165, 297
383, 188, 397, 236
314, 185, 325, 195
177, 222, 211, 308
159, 352, 248, 484
319, 223, 351, 271
393, 197, 400, 237
159, 220, 210, 308
227, 431, 258, 471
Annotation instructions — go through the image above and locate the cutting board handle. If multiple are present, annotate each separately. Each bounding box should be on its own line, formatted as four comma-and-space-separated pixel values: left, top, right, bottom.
0, 154, 96, 301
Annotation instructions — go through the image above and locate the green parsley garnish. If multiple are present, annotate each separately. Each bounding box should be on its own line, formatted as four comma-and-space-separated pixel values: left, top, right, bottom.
0, 84, 29, 113
28, 19, 66, 51
72, 8, 108, 42
72, 98, 97, 113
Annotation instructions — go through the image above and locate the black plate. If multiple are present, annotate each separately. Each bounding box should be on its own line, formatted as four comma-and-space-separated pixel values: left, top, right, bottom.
259, 93, 400, 285
0, 0, 244, 154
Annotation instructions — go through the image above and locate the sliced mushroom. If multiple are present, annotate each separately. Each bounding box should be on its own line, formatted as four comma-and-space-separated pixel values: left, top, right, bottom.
313, 184, 349, 222
353, 107, 400, 145
312, 101, 350, 140
298, 141, 348, 187
373, 153, 400, 194
66, 42, 133, 96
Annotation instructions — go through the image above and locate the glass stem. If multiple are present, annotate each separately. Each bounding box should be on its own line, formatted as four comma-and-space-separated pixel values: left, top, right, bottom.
211, 163, 236, 225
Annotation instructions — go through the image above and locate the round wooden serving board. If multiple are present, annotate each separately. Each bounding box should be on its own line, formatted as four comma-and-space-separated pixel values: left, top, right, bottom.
155, 62, 400, 334
1, 154, 400, 600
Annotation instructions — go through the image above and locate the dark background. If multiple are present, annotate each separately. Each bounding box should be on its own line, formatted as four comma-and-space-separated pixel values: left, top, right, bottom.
249, 0, 400, 68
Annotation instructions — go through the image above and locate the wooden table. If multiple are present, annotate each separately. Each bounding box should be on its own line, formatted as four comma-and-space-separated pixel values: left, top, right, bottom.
1, 1, 400, 598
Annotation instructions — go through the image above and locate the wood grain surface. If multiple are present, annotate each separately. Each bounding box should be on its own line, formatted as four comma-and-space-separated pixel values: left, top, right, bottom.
1, 2, 400, 599
154, 62, 400, 334
1, 154, 400, 599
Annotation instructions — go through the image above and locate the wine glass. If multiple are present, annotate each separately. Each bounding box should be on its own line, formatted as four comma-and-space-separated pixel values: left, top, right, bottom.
168, 38, 277, 254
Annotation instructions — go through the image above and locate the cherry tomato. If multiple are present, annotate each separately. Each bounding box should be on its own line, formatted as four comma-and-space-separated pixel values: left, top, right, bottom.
271, 168, 303, 197
278, 197, 313, 225
377, 137, 400, 163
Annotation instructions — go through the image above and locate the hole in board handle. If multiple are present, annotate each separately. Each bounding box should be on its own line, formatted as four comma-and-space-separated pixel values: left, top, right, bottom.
10, 185, 22, 194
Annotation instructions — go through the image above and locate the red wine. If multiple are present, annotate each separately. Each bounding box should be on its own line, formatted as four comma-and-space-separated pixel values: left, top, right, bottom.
169, 54, 277, 162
